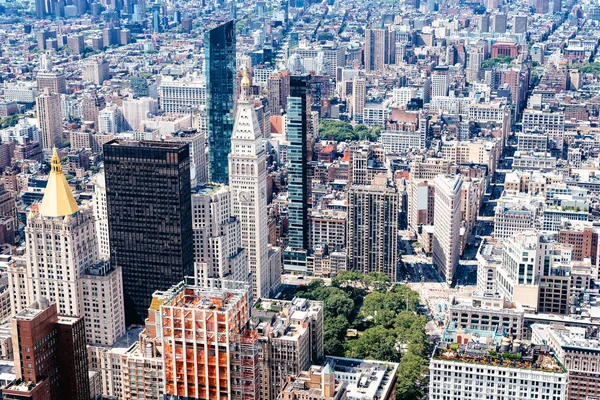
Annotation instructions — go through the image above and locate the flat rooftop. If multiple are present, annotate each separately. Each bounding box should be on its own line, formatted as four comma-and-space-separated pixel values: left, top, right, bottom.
325, 356, 399, 400
105, 139, 186, 149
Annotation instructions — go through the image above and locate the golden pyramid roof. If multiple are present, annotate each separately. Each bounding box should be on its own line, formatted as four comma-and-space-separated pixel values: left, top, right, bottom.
39, 148, 79, 218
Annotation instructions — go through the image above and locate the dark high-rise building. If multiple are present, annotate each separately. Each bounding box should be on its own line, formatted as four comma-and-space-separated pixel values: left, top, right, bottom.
104, 140, 194, 324
205, 20, 235, 184
4, 299, 89, 400
283, 75, 309, 274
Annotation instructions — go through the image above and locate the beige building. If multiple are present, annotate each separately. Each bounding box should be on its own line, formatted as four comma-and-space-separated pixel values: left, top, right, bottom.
309, 210, 346, 252
36, 90, 63, 149
432, 175, 463, 284
80, 262, 125, 346
410, 156, 451, 180
279, 364, 347, 400
254, 298, 324, 400
351, 78, 366, 123
82, 57, 110, 85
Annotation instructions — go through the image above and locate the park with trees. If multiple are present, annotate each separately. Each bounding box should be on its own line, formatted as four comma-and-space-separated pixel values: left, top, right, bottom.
293, 271, 430, 400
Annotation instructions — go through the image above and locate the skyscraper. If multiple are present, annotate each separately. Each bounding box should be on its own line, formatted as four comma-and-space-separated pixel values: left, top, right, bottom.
352, 77, 366, 123
191, 184, 248, 284
364, 28, 395, 72
432, 174, 463, 284
36, 90, 62, 149
104, 140, 194, 324
26, 149, 98, 317
283, 75, 310, 273
229, 71, 272, 299
205, 20, 235, 184
347, 174, 399, 281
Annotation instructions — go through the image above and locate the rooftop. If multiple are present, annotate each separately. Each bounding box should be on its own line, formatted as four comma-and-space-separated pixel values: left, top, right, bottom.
325, 356, 399, 400
434, 327, 566, 374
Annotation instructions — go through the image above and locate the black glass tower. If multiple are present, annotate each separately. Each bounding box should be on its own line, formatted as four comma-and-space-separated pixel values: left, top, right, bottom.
103, 140, 194, 324
205, 20, 236, 184
283, 75, 310, 273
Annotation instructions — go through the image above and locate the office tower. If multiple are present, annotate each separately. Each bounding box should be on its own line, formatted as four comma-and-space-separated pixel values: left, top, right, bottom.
267, 71, 291, 116
158, 74, 206, 114
205, 20, 235, 184
156, 279, 261, 400
229, 71, 272, 299
430, 329, 568, 400
478, 13, 489, 32
535, 0, 549, 13
432, 175, 463, 284
82, 57, 110, 85
192, 184, 248, 284
80, 262, 125, 346
364, 28, 395, 72
552, 0, 561, 13
122, 97, 159, 131
347, 174, 399, 281
466, 48, 484, 83
431, 66, 449, 97
4, 299, 89, 400
26, 149, 98, 316
36, 90, 62, 149
512, 15, 528, 34
104, 140, 194, 324
36, 71, 67, 94
491, 12, 507, 33
283, 75, 309, 273
256, 298, 324, 400
351, 77, 366, 123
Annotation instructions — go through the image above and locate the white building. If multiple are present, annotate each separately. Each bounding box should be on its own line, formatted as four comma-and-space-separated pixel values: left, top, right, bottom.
433, 175, 463, 284
158, 74, 206, 114
4, 82, 37, 103
430, 327, 568, 400
191, 184, 248, 284
80, 262, 125, 346
98, 104, 122, 134
229, 72, 274, 299
522, 109, 565, 150
93, 172, 110, 259
122, 97, 159, 131
392, 87, 416, 107
379, 130, 422, 153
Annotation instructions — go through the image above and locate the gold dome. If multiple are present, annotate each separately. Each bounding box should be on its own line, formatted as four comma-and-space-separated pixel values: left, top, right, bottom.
241, 69, 251, 87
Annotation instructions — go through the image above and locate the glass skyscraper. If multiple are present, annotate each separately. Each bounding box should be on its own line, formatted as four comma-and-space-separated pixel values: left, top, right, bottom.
205, 20, 235, 184
103, 140, 194, 324
283, 75, 310, 273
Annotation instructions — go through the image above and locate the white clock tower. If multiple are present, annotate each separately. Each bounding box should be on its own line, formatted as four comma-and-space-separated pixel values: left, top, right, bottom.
229, 70, 271, 299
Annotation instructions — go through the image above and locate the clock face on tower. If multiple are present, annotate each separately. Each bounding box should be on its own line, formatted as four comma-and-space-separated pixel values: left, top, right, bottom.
239, 191, 248, 202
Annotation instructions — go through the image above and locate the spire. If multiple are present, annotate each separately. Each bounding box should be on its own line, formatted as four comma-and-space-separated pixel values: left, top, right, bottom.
240, 69, 251, 102
39, 148, 79, 217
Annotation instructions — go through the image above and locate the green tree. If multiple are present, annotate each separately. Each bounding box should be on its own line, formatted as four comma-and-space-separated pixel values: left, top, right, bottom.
396, 352, 428, 400
346, 325, 400, 361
